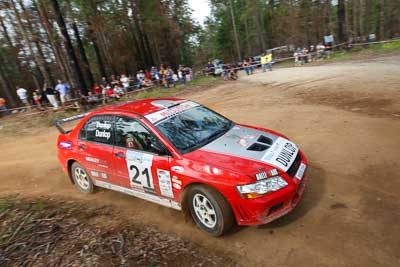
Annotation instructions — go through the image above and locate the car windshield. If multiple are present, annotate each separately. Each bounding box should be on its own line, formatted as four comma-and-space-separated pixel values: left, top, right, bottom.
155, 106, 233, 154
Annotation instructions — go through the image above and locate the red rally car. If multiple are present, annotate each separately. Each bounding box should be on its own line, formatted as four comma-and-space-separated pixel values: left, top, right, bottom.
57, 98, 307, 236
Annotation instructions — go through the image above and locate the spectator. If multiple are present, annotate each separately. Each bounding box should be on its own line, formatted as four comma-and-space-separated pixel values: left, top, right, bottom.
105, 86, 120, 100
186, 67, 193, 82
92, 83, 101, 95
172, 73, 179, 86
145, 70, 151, 81
43, 83, 59, 110
266, 51, 273, 71
0, 97, 9, 116
178, 68, 185, 84
55, 79, 70, 106
136, 70, 145, 81
120, 74, 130, 92
32, 90, 43, 109
86, 91, 99, 106
113, 84, 125, 96
261, 53, 268, 72
207, 61, 215, 76
110, 75, 119, 86
249, 57, 255, 74
302, 47, 309, 63
16, 86, 30, 108
243, 60, 250, 75
100, 77, 109, 90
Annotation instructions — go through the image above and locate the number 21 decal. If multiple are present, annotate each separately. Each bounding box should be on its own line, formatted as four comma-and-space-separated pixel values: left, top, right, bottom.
126, 150, 155, 192
129, 164, 154, 189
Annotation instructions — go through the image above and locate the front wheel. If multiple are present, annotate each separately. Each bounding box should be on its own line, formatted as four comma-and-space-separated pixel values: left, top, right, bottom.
188, 185, 234, 236
71, 162, 94, 193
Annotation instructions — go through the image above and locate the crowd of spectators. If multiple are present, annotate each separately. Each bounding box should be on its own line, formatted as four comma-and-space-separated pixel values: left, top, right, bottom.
1, 64, 194, 114
293, 43, 333, 66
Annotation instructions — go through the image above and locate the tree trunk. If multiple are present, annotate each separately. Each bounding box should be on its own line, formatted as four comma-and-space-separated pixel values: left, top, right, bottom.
89, 32, 107, 79
244, 18, 252, 56
0, 15, 25, 79
379, 0, 385, 40
0, 67, 17, 107
36, 0, 70, 84
10, 0, 46, 86
50, 0, 87, 95
228, 0, 242, 61
16, 0, 54, 87
71, 21, 94, 86
338, 0, 347, 42
129, 0, 152, 68
359, 0, 365, 37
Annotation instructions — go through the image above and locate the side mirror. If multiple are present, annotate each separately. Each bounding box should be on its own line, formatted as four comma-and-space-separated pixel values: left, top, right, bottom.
151, 141, 168, 156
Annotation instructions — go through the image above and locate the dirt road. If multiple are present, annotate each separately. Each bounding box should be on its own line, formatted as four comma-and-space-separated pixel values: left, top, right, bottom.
1, 55, 399, 266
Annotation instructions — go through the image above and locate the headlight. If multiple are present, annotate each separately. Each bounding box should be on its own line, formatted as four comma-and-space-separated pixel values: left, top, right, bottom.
236, 176, 288, 199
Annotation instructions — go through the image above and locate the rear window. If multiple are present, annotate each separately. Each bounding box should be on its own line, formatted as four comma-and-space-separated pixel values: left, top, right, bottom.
79, 115, 114, 145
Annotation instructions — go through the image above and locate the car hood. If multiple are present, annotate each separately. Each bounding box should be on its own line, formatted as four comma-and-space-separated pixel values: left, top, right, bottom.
193, 124, 299, 176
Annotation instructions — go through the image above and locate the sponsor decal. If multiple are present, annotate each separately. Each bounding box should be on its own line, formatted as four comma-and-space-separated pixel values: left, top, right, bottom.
171, 166, 184, 173
255, 172, 267, 180
95, 129, 111, 140
95, 121, 112, 140
261, 137, 298, 172
171, 176, 182, 191
256, 168, 279, 180
173, 183, 182, 190
145, 101, 199, 124
59, 141, 72, 149
90, 171, 99, 177
96, 121, 112, 129
157, 169, 174, 198
268, 169, 279, 176
295, 163, 306, 180
126, 151, 155, 193
85, 157, 100, 163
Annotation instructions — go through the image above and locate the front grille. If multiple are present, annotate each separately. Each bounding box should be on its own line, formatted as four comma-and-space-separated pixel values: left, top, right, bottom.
268, 202, 284, 215
286, 153, 302, 177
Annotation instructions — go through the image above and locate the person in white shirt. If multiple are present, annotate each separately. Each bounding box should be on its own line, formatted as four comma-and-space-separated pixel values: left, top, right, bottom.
120, 74, 130, 92
16, 86, 29, 105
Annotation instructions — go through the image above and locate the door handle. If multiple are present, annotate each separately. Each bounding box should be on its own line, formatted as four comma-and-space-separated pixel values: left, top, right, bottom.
114, 152, 125, 158
78, 144, 86, 150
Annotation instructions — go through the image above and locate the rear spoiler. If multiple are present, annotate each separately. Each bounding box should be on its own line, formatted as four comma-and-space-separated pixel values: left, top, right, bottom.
55, 113, 89, 134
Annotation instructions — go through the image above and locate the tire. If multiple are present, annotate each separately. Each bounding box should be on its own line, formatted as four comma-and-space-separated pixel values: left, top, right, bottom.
71, 162, 94, 193
188, 185, 234, 237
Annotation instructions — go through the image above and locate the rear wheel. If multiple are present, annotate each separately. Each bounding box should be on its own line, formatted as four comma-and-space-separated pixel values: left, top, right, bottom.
188, 185, 234, 236
71, 162, 94, 193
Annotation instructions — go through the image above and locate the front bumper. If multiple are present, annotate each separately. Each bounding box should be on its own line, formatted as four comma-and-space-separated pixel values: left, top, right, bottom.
232, 151, 308, 226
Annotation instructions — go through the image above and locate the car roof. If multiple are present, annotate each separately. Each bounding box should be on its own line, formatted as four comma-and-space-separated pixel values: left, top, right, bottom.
93, 98, 186, 117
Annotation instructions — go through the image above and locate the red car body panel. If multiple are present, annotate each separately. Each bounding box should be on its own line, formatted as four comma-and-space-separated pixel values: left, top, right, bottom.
57, 98, 308, 226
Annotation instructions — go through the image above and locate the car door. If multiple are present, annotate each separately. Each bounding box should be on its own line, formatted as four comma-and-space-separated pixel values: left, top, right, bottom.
76, 115, 117, 184
112, 116, 174, 199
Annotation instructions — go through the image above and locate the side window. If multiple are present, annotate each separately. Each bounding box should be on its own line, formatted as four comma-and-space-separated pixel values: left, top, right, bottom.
115, 116, 167, 154
80, 115, 114, 145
